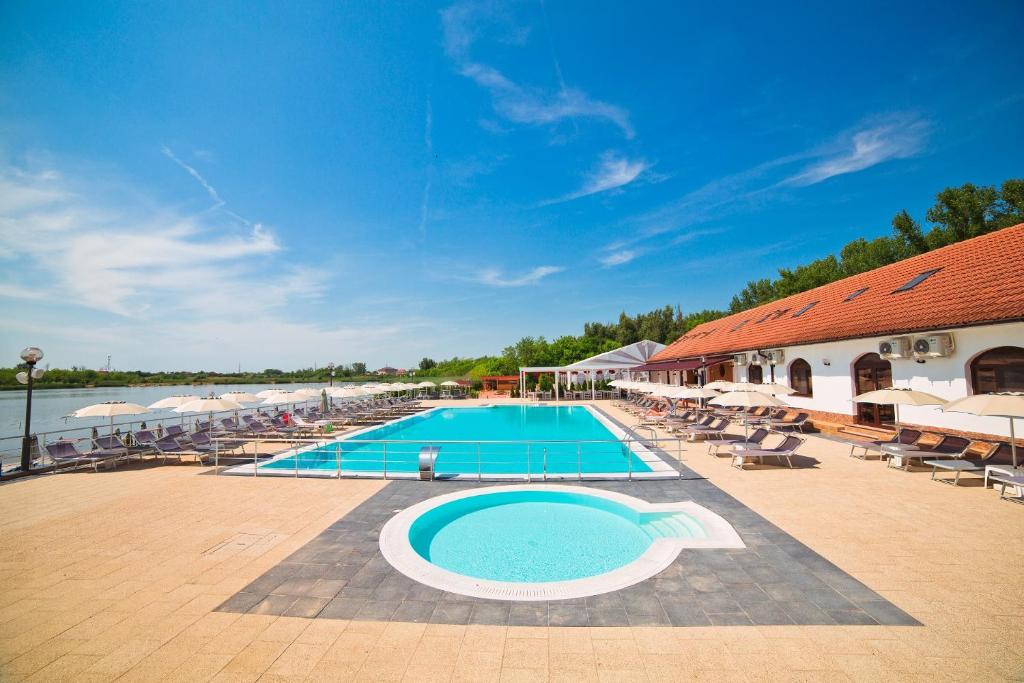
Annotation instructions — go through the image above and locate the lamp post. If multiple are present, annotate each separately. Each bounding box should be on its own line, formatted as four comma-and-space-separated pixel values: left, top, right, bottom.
327, 362, 336, 387
17, 347, 44, 473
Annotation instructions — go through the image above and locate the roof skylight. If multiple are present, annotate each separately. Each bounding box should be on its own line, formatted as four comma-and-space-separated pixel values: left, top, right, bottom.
792, 301, 818, 317
893, 268, 941, 293
845, 287, 869, 301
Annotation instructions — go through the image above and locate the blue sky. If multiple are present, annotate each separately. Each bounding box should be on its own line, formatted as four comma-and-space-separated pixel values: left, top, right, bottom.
1, 1, 1022, 371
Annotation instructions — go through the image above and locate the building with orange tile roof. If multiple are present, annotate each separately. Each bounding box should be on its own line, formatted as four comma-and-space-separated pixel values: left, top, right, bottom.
639, 224, 1024, 438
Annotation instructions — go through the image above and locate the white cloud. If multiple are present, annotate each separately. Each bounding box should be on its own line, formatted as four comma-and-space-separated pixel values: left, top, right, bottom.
441, 2, 633, 138
599, 249, 640, 267
474, 265, 564, 287
0, 156, 290, 317
784, 115, 930, 187
546, 153, 648, 205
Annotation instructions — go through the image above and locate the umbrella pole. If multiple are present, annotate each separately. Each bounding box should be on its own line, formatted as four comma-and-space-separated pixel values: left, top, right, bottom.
1011, 417, 1018, 469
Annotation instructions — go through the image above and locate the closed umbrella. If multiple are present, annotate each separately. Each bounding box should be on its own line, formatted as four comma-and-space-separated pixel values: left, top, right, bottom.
853, 388, 945, 436
941, 392, 1024, 467
710, 390, 787, 441
73, 401, 151, 438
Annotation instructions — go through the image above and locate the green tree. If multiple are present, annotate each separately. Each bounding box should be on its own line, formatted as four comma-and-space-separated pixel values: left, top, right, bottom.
350, 362, 367, 375
419, 357, 437, 370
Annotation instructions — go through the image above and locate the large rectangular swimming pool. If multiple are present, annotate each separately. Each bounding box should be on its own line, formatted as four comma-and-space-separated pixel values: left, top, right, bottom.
258, 405, 661, 476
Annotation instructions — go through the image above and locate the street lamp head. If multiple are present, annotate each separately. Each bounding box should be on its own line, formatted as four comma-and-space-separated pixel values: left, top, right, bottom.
20, 347, 44, 364
326, 362, 335, 370
16, 371, 29, 385
31, 368, 45, 379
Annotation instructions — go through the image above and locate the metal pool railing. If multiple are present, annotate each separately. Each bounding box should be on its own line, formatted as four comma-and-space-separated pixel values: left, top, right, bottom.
237, 435, 691, 481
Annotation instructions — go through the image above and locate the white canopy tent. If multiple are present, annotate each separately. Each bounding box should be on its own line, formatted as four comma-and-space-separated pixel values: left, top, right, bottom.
518, 340, 667, 401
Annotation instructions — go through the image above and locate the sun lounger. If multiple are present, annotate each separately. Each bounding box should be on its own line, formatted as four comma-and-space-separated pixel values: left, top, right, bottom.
926, 442, 1013, 486
770, 412, 810, 433
45, 440, 122, 472
708, 428, 769, 456
150, 435, 203, 463
847, 428, 922, 459
991, 474, 1024, 503
93, 434, 151, 461
730, 435, 804, 469
887, 435, 971, 471
684, 418, 730, 441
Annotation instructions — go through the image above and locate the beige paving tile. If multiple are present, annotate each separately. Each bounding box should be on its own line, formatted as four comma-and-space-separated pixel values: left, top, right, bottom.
0, 400, 1021, 682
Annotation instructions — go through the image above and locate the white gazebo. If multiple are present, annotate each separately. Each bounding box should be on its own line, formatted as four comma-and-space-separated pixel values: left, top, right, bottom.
518, 339, 666, 401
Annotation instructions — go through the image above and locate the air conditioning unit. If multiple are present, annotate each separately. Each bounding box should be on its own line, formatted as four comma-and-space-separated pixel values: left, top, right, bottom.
913, 333, 955, 358
878, 336, 912, 360
733, 353, 749, 366
765, 349, 785, 365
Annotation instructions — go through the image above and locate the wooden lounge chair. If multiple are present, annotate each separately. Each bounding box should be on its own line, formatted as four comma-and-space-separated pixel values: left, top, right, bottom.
730, 435, 805, 469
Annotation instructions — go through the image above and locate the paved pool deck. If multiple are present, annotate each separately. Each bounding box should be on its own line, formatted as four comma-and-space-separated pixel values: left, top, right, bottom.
0, 398, 1021, 681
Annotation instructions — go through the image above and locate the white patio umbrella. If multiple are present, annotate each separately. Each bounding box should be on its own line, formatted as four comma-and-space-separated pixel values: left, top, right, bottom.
941, 392, 1024, 467
73, 401, 151, 437
293, 388, 323, 399
710, 390, 787, 441
728, 382, 765, 392
146, 395, 198, 410
755, 383, 797, 396
260, 391, 308, 405
219, 391, 260, 404
174, 397, 244, 430
440, 381, 460, 387
852, 388, 945, 435
329, 386, 373, 399
255, 389, 287, 399
417, 381, 437, 388
704, 380, 735, 391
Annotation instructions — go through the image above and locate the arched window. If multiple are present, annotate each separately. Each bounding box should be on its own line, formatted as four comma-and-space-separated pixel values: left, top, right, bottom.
971, 346, 1024, 393
747, 365, 763, 384
789, 359, 813, 397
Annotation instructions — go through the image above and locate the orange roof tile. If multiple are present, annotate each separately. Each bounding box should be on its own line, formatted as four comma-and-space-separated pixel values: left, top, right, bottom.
651, 223, 1024, 362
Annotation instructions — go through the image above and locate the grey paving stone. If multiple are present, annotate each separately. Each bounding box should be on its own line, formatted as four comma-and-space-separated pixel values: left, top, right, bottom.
707, 611, 754, 626
509, 604, 548, 626
216, 478, 917, 629
827, 609, 878, 625
392, 600, 437, 623
248, 594, 297, 616
283, 597, 329, 618
320, 597, 366, 619
587, 607, 629, 626
353, 600, 400, 621
216, 592, 264, 613
469, 602, 511, 625
430, 602, 473, 624
548, 604, 589, 627
663, 602, 711, 627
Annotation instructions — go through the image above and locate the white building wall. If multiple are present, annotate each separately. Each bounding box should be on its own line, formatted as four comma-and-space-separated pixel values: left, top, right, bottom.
732, 321, 1024, 438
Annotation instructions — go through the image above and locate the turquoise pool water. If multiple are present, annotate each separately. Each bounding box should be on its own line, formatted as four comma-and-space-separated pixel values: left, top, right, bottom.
408, 490, 701, 582
261, 405, 652, 475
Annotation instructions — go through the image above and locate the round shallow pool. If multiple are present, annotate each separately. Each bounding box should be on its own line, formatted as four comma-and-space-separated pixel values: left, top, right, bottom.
380, 485, 745, 601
